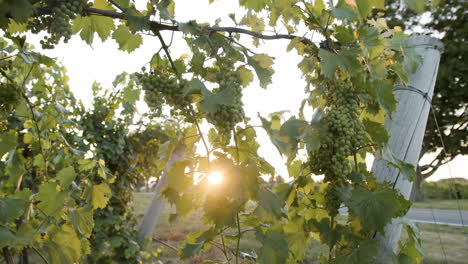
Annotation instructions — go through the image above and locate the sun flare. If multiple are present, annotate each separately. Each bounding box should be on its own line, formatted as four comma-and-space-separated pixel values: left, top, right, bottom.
207, 172, 224, 186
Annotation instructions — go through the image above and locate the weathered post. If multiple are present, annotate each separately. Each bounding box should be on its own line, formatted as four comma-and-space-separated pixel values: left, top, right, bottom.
136, 143, 186, 244
372, 35, 443, 261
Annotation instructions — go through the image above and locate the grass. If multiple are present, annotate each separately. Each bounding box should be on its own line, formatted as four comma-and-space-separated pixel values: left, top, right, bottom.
132, 192, 468, 264
414, 224, 468, 264
412, 199, 468, 211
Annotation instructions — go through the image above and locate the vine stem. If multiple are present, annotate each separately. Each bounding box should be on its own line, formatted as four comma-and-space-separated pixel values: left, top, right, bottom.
221, 234, 231, 263
329, 215, 335, 263
192, 112, 211, 161
2, 247, 14, 264
31, 247, 49, 264
353, 152, 358, 172
32, 6, 314, 46
19, 64, 48, 182
151, 28, 211, 162
152, 238, 178, 252
235, 213, 241, 264
153, 30, 180, 79
0, 53, 19, 61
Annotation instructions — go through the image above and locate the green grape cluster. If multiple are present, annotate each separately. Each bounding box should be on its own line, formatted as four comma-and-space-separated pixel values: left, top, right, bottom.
309, 85, 366, 182
0, 83, 21, 112
29, 0, 84, 49
137, 72, 192, 118
324, 182, 341, 217
205, 57, 244, 136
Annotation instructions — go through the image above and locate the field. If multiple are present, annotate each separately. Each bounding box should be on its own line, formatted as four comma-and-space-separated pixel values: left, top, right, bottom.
413, 199, 468, 210
132, 193, 468, 264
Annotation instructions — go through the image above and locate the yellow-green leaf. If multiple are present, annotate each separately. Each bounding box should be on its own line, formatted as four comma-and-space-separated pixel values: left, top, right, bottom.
57, 166, 77, 189
112, 24, 143, 53
36, 182, 67, 218
72, 0, 115, 45
84, 183, 112, 209
237, 66, 254, 87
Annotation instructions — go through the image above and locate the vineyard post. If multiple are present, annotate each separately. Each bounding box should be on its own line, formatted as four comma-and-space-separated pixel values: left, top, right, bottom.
136, 143, 186, 244
371, 35, 444, 261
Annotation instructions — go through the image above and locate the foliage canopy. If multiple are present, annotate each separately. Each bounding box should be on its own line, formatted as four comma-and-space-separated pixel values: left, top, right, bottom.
0, 0, 440, 263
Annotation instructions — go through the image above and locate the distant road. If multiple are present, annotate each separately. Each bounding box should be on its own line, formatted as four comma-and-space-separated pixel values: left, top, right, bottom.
339, 208, 468, 227
406, 208, 468, 227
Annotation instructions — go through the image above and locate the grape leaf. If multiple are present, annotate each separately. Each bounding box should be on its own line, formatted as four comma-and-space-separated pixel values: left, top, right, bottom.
308, 218, 342, 247
0, 227, 33, 247
72, 0, 115, 45
180, 242, 205, 259
256, 227, 289, 264
356, 0, 370, 18
336, 240, 379, 264
57, 166, 77, 189
112, 25, 143, 52
399, 221, 425, 263
200, 87, 237, 113
246, 54, 275, 88
259, 115, 293, 157
84, 183, 112, 209
69, 206, 94, 238
45, 225, 82, 264
0, 130, 16, 157
0, 197, 25, 223
239, 0, 269, 11
402, 46, 423, 74
404, 0, 426, 14
363, 118, 389, 146
372, 80, 397, 117
255, 188, 283, 219
237, 66, 254, 87
180, 229, 217, 259
318, 49, 360, 78
381, 145, 416, 181
167, 160, 192, 193
240, 14, 265, 32
203, 195, 237, 227
0, 0, 33, 27
305, 108, 327, 152
342, 186, 401, 232
5, 150, 26, 186
36, 182, 68, 218
335, 26, 355, 44
123, 85, 140, 104
331, 7, 358, 20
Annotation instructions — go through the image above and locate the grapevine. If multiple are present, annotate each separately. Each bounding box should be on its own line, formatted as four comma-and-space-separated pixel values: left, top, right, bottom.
302, 79, 365, 216
137, 71, 193, 120
29, 0, 84, 49
205, 56, 244, 136
0, 0, 437, 263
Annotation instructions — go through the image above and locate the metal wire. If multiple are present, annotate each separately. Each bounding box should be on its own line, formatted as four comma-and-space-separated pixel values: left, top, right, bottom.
429, 105, 468, 245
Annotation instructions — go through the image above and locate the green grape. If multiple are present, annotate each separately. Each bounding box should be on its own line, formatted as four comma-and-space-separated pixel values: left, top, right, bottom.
324, 182, 341, 217
205, 56, 244, 138
308, 83, 366, 182
29, 0, 84, 49
137, 72, 193, 119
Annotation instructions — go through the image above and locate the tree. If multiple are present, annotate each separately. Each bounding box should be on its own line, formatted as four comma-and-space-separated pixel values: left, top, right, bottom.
1, 0, 437, 263
382, 0, 467, 201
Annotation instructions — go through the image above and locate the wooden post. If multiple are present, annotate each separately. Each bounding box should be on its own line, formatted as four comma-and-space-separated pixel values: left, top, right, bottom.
372, 35, 443, 261
136, 143, 186, 244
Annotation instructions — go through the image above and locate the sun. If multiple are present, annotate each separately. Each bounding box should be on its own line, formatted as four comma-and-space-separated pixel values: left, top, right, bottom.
207, 171, 224, 186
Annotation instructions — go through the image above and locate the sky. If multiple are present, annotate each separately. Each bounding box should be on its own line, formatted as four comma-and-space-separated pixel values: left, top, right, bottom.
24, 0, 467, 182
